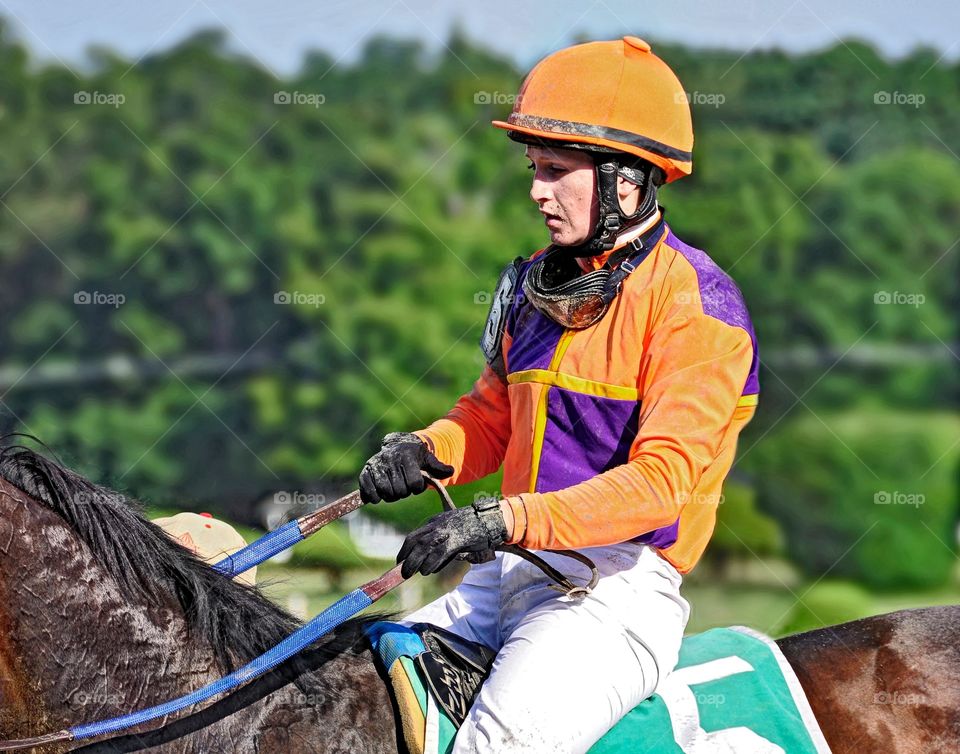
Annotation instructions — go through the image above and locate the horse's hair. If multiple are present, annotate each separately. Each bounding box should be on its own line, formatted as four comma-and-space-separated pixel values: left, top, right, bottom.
0, 434, 378, 675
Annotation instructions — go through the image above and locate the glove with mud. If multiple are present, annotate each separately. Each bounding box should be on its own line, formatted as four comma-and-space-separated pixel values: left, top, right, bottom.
359, 432, 454, 503
397, 498, 508, 578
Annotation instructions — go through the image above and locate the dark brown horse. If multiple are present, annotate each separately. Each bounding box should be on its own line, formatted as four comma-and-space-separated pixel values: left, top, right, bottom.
0, 441, 958, 753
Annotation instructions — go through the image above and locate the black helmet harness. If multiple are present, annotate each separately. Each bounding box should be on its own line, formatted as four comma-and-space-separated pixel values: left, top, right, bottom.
509, 131, 665, 257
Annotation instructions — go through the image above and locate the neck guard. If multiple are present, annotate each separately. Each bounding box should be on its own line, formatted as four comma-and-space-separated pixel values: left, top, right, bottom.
522, 217, 666, 329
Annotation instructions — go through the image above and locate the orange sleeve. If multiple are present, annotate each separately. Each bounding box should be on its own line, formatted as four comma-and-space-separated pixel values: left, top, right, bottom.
413, 364, 512, 486
506, 310, 754, 550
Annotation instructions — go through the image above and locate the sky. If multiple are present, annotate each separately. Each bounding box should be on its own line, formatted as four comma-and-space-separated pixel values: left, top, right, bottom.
0, 0, 957, 77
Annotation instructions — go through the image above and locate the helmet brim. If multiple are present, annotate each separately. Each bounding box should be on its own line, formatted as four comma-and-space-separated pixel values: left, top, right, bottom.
492, 119, 691, 183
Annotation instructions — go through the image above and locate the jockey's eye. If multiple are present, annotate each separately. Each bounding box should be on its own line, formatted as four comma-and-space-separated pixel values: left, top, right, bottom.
529, 162, 567, 175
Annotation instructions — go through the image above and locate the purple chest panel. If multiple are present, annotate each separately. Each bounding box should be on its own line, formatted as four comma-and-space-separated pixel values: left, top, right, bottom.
636, 519, 680, 548
536, 388, 641, 493
506, 298, 566, 373
536, 387, 679, 550
665, 229, 760, 396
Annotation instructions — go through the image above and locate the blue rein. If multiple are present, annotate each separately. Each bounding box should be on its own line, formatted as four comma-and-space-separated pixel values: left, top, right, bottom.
71, 491, 379, 741
213, 489, 366, 578
71, 581, 383, 739
211, 518, 304, 578
0, 489, 391, 751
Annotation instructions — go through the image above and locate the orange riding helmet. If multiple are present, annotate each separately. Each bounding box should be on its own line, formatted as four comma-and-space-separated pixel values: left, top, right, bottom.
492, 36, 693, 184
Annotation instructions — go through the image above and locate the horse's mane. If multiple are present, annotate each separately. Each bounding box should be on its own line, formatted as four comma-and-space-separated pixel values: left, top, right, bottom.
0, 434, 378, 675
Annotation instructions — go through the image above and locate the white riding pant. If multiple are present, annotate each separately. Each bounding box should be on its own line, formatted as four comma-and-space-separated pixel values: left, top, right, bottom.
402, 541, 690, 754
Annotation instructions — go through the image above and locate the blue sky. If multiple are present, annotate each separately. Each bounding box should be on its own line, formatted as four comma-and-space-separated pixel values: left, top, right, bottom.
1, 0, 957, 76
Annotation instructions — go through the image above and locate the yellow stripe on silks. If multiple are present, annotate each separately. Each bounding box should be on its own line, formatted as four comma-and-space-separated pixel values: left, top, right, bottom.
528, 383, 550, 493
737, 393, 759, 407
390, 660, 426, 754
509, 369, 640, 401
528, 331, 577, 493
549, 329, 576, 370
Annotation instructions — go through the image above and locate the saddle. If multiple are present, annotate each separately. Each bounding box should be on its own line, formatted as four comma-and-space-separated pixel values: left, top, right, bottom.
366, 622, 834, 754
366, 620, 495, 753
415, 624, 496, 726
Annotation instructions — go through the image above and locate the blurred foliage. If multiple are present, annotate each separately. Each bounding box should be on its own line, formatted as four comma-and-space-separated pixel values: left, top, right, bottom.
709, 480, 785, 568
286, 520, 392, 572
0, 22, 957, 590
777, 581, 874, 636
749, 411, 960, 589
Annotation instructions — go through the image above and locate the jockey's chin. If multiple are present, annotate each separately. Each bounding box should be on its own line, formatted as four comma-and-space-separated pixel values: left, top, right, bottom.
544, 216, 591, 247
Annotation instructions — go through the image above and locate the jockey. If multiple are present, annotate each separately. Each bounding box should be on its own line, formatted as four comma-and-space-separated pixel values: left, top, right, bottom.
359, 36, 759, 753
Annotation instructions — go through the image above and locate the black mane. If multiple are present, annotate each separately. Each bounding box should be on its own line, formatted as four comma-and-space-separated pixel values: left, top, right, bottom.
0, 434, 377, 675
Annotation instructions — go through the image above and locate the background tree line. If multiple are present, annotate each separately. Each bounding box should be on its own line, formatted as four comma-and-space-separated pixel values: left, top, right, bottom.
1, 22, 957, 592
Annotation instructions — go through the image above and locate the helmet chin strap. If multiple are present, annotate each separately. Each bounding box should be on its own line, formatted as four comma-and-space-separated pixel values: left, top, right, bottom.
563, 158, 661, 258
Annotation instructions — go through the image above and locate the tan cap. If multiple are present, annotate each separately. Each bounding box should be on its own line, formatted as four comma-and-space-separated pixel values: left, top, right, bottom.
153, 512, 257, 586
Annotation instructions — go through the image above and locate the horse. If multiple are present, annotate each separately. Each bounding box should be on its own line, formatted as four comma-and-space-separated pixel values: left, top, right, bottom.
0, 440, 958, 753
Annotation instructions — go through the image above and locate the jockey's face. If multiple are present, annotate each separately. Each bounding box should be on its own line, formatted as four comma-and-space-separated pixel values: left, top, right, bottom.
526, 145, 599, 247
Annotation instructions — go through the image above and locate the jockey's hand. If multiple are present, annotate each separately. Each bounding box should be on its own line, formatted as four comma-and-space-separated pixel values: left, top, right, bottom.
359, 432, 454, 503
397, 497, 508, 579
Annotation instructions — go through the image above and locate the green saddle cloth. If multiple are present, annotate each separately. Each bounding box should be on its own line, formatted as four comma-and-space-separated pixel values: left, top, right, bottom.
592, 625, 831, 753
370, 624, 832, 753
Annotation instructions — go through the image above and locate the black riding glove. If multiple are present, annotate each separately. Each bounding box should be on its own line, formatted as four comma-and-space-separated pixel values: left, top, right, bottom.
397, 497, 508, 579
358, 432, 454, 503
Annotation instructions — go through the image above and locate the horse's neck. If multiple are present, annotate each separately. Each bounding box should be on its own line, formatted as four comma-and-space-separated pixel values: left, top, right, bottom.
0, 481, 400, 752
0, 482, 212, 738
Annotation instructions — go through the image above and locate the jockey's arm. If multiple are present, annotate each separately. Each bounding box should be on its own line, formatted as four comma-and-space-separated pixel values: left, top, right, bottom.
502, 310, 755, 551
